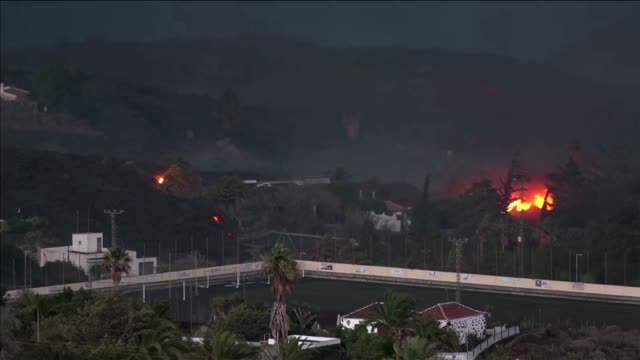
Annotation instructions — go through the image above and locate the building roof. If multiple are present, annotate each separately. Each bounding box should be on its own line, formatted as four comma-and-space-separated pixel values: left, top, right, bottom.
342, 302, 383, 320
384, 200, 412, 212
421, 302, 486, 321
3, 86, 30, 97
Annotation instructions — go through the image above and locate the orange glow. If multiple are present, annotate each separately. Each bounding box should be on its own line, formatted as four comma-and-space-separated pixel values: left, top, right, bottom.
507, 191, 554, 213
156, 176, 165, 185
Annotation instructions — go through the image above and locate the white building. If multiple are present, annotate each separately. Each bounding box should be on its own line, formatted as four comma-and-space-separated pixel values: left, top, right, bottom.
421, 302, 488, 344
337, 302, 382, 333
38, 232, 157, 277
0, 83, 30, 102
368, 200, 411, 233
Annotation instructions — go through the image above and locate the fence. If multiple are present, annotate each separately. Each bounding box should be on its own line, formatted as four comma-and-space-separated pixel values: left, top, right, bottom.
438, 326, 520, 360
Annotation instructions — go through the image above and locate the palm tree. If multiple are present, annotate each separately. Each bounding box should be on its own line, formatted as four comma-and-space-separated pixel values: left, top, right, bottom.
371, 290, 416, 353
265, 338, 312, 360
128, 318, 189, 360
190, 330, 259, 360
262, 244, 299, 360
412, 317, 458, 351
391, 337, 438, 360
103, 247, 132, 287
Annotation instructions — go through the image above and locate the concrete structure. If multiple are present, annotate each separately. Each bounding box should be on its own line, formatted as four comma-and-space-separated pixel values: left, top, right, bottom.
7, 261, 640, 305
253, 177, 331, 188
368, 201, 412, 233
422, 302, 488, 344
0, 83, 30, 102
337, 302, 381, 333
38, 232, 157, 276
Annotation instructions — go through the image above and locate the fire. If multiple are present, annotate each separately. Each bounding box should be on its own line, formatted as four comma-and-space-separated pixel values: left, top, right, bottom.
156, 176, 165, 185
507, 191, 554, 213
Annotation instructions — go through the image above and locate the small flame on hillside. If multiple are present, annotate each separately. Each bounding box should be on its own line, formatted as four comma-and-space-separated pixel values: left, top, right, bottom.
507, 191, 554, 213
156, 176, 165, 185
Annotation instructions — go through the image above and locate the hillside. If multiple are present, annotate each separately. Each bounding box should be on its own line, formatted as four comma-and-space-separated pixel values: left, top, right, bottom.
2, 36, 639, 185
0, 147, 226, 253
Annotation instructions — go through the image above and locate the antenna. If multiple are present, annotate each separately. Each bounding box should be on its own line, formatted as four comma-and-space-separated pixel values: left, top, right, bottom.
104, 209, 124, 247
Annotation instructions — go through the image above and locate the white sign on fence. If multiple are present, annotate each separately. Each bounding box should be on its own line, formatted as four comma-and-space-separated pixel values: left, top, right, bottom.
391, 268, 404, 276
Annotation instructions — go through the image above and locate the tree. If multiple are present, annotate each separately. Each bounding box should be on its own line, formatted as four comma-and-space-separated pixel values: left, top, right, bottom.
339, 325, 394, 360
128, 318, 189, 360
262, 244, 299, 360
103, 247, 132, 287
371, 290, 417, 350
289, 305, 318, 335
391, 337, 438, 360
190, 330, 259, 360
220, 88, 241, 131
214, 304, 271, 342
265, 338, 313, 360
412, 317, 458, 351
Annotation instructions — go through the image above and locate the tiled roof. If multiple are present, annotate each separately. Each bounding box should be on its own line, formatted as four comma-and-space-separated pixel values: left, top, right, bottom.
385, 200, 411, 212
342, 302, 383, 320
421, 302, 486, 321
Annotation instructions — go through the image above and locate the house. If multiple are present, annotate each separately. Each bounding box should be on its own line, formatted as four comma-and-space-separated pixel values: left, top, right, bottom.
336, 302, 382, 333
421, 302, 488, 344
38, 232, 158, 277
0, 83, 30, 102
368, 201, 412, 233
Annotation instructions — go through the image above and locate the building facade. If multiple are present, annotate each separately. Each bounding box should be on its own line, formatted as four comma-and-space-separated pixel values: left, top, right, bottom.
337, 302, 382, 333
421, 302, 488, 344
38, 232, 157, 277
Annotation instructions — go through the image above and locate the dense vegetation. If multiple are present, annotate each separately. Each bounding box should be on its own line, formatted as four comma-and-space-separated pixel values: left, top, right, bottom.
1, 146, 639, 290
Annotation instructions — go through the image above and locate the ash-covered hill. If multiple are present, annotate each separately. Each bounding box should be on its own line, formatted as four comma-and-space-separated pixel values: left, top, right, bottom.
2, 35, 638, 185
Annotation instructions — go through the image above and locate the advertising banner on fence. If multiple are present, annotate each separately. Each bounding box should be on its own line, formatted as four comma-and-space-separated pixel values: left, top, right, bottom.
500, 277, 512, 285
391, 268, 404, 276
535, 279, 549, 289
572, 282, 584, 291
463, 274, 474, 281
427, 271, 438, 279
354, 265, 367, 274
320, 263, 333, 271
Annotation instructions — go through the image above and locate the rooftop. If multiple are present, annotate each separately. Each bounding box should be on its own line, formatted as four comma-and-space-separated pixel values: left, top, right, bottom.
421, 302, 487, 321
342, 302, 383, 320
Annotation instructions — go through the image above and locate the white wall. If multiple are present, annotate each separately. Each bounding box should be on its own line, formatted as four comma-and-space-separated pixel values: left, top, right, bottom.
72, 233, 103, 253
447, 315, 487, 344
368, 211, 407, 232
339, 317, 377, 333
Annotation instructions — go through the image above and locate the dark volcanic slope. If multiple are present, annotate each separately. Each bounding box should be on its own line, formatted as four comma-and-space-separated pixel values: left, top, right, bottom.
2, 36, 638, 184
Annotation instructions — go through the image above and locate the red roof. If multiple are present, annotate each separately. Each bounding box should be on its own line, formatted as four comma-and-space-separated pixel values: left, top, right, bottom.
385, 200, 411, 212
421, 302, 486, 321
342, 302, 382, 320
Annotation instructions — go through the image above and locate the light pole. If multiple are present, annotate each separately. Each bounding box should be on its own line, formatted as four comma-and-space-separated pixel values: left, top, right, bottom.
300, 252, 307, 278
24, 250, 30, 289
575, 253, 583, 282
43, 253, 48, 287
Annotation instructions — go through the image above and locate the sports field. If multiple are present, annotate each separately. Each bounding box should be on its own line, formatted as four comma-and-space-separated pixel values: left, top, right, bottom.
141, 277, 640, 329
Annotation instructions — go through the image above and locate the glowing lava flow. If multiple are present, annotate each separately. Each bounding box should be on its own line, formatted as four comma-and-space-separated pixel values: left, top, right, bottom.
507, 192, 554, 213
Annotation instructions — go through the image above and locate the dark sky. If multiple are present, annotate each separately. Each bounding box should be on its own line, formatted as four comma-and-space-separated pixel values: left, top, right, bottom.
2, 1, 637, 60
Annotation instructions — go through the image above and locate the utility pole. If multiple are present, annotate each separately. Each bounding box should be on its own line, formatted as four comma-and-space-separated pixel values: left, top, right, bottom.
104, 209, 124, 247
448, 237, 467, 303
